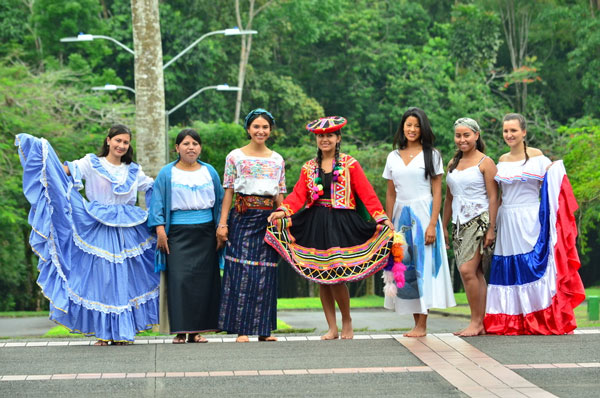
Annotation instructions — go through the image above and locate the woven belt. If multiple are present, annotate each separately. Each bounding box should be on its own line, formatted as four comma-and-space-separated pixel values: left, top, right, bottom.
313, 198, 333, 207
235, 194, 274, 213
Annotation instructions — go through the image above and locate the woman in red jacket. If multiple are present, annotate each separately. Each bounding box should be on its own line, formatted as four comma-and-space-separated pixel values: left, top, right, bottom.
266, 116, 394, 340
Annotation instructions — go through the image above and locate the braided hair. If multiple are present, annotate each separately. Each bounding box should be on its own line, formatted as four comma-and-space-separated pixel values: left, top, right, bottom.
503, 113, 529, 164
315, 132, 342, 192
448, 118, 486, 173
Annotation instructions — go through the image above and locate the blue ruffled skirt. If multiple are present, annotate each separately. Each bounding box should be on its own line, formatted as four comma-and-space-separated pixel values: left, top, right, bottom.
15, 134, 159, 342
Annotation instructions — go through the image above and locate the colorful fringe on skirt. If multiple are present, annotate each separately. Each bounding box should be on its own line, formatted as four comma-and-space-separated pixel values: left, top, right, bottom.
265, 206, 393, 285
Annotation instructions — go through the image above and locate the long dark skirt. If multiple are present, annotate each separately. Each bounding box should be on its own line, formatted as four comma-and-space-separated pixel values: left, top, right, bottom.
166, 222, 221, 333
219, 208, 278, 336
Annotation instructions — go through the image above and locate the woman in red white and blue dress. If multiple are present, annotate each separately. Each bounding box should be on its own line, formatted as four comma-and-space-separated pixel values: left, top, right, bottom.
483, 113, 585, 335
266, 116, 394, 340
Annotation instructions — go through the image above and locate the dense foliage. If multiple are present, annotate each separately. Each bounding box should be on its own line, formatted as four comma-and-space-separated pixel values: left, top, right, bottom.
1, 0, 599, 309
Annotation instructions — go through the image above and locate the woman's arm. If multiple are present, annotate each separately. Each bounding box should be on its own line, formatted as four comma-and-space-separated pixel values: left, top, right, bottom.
442, 184, 453, 249
216, 188, 234, 248
481, 158, 499, 248
425, 174, 442, 245
349, 160, 389, 224
385, 179, 396, 221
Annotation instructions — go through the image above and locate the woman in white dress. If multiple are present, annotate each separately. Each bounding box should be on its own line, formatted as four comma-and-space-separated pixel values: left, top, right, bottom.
484, 113, 585, 335
443, 118, 498, 337
382, 107, 456, 337
16, 125, 159, 345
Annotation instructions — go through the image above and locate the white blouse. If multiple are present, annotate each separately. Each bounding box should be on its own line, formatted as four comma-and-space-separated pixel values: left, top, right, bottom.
223, 148, 286, 196
71, 154, 153, 205
170, 166, 215, 211
496, 155, 551, 205
446, 157, 489, 225
382, 150, 443, 202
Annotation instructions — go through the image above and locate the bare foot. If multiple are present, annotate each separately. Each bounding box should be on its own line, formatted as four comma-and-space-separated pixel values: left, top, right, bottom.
403, 327, 427, 338
341, 319, 354, 339
236, 335, 250, 343
453, 328, 465, 336
458, 324, 486, 337
258, 335, 278, 342
172, 334, 186, 344
321, 329, 339, 340
94, 340, 108, 346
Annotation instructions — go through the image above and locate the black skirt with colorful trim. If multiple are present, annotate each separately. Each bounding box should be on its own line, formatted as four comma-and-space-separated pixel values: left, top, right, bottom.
265, 174, 393, 285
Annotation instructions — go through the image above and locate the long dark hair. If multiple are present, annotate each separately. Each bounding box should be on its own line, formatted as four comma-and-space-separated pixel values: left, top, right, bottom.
393, 107, 437, 179
175, 128, 202, 160
98, 124, 133, 164
503, 113, 529, 164
316, 131, 341, 185
448, 118, 486, 173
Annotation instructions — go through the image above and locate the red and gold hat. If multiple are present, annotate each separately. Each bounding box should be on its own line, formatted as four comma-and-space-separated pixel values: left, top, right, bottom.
306, 116, 347, 134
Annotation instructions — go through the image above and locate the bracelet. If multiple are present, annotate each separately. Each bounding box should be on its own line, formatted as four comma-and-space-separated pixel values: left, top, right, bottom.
218, 224, 228, 228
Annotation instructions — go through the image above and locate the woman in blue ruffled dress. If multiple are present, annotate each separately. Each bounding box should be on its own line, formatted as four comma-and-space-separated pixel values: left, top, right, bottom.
15, 125, 160, 345
148, 129, 224, 344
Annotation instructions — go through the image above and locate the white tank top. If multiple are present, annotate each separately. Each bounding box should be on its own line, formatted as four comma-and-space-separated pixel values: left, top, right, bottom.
446, 156, 489, 224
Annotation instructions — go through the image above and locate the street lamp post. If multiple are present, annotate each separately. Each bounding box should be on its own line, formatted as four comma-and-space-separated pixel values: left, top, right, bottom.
60, 27, 257, 69
162, 28, 257, 70
91, 84, 136, 94
60, 34, 135, 55
61, 28, 256, 170
165, 85, 241, 160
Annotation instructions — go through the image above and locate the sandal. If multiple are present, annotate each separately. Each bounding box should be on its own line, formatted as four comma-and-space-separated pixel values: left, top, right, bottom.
187, 334, 208, 343
172, 334, 186, 344
94, 340, 109, 346
258, 336, 277, 342
235, 335, 250, 343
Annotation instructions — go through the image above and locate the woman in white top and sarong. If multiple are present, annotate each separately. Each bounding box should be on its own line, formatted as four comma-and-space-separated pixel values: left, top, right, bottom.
443, 118, 498, 337
382, 107, 456, 337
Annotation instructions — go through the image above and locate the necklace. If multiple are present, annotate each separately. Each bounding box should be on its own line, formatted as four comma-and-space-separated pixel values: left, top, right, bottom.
312, 159, 342, 200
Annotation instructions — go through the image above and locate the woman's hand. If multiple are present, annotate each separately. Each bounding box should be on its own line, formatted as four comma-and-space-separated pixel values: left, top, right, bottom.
424, 224, 436, 245
484, 228, 495, 248
216, 225, 228, 250
382, 219, 394, 231
156, 227, 169, 254
267, 211, 285, 223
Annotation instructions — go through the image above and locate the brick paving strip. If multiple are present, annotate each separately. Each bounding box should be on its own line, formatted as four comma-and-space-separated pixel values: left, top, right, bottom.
0, 329, 597, 348
396, 333, 567, 398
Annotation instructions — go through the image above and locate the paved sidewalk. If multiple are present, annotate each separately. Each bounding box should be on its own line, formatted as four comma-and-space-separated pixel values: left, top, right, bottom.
1, 330, 599, 397
2, 312, 598, 397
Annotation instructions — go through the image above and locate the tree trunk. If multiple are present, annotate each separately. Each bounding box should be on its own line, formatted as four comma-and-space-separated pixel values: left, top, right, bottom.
498, 0, 532, 113
233, 0, 275, 124
131, 0, 166, 178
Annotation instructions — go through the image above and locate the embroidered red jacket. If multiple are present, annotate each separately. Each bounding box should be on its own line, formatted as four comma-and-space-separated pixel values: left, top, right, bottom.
278, 153, 388, 223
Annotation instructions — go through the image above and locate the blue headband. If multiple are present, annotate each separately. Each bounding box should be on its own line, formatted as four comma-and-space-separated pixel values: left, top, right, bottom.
244, 108, 275, 129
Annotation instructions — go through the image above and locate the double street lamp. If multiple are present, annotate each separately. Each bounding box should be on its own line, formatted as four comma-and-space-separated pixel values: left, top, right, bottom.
61, 28, 257, 160
92, 83, 241, 160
